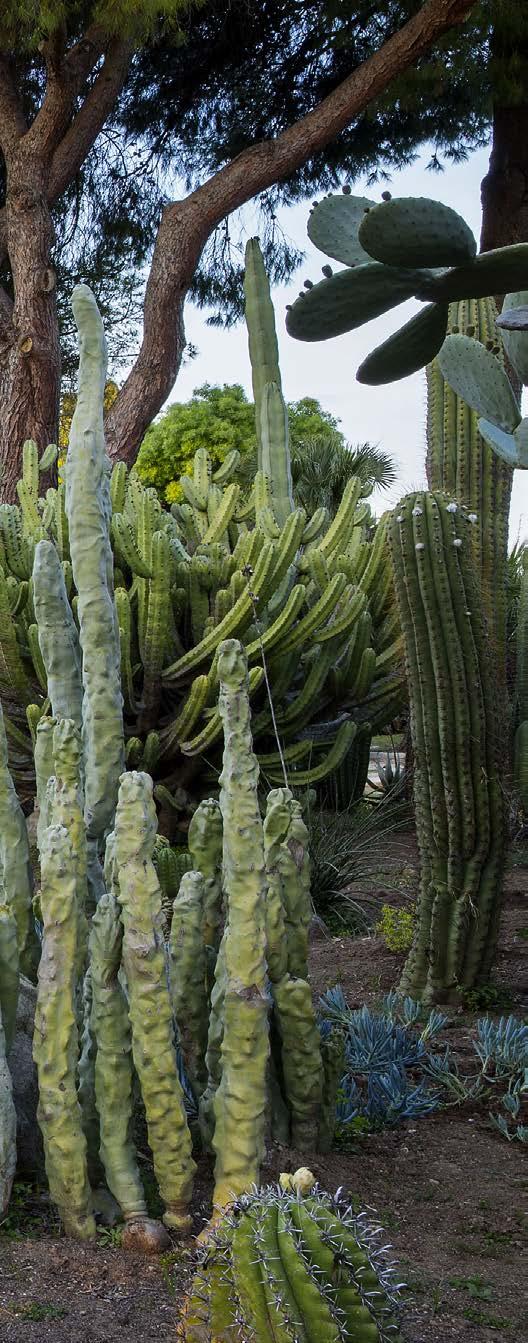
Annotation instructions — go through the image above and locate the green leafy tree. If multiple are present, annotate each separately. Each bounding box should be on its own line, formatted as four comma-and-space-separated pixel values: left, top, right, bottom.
136, 383, 396, 513
136, 384, 257, 502
0, 0, 477, 498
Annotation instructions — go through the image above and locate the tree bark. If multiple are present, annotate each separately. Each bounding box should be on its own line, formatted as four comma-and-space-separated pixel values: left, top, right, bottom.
0, 148, 60, 500
480, 103, 528, 254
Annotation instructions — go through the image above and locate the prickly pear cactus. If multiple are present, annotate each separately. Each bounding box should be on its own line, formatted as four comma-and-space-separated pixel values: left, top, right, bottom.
181, 1177, 404, 1341
286, 189, 528, 386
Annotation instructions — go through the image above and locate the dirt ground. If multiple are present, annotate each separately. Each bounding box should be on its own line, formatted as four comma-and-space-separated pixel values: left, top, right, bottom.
1, 834, 526, 1343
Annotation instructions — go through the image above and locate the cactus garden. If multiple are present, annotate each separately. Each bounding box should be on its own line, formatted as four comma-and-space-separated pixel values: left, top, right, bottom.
1, 4, 528, 1338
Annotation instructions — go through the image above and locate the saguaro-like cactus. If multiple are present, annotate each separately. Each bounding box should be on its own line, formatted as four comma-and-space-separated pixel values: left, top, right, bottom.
389, 493, 506, 1001
426, 297, 512, 676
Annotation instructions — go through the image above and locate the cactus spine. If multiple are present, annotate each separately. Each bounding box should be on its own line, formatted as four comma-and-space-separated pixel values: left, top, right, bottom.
389, 493, 506, 1001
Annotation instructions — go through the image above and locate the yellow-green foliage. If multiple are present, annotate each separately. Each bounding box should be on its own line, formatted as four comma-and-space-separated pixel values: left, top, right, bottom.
136, 384, 256, 504
376, 903, 415, 952
0, 2, 195, 50
136, 386, 351, 506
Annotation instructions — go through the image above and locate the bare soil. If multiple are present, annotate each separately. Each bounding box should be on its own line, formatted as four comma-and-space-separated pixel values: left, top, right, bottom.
1, 832, 526, 1343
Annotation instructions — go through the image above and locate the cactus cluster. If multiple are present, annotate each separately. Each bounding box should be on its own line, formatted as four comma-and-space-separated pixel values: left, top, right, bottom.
29, 638, 332, 1239
435, 292, 528, 804
389, 493, 506, 1001
0, 247, 402, 819
286, 191, 528, 385
0, 279, 336, 1240
181, 1176, 403, 1342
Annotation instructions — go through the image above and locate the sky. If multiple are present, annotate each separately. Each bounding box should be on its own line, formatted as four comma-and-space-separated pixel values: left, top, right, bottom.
168, 143, 528, 542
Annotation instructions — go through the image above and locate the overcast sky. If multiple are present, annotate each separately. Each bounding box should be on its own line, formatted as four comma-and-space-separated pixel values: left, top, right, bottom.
171, 143, 528, 543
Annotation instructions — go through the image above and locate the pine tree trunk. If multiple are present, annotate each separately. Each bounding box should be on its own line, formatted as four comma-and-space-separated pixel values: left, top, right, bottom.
480, 103, 528, 254
0, 151, 60, 502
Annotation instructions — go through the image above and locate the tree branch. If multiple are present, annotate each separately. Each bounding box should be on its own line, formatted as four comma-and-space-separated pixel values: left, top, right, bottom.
105, 0, 477, 462
48, 39, 133, 200
0, 37, 132, 263
25, 25, 126, 162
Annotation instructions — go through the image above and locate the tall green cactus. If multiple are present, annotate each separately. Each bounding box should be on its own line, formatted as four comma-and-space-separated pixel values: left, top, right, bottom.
0, 702, 39, 980
0, 1000, 17, 1220
65, 285, 124, 874
34, 821, 96, 1240
210, 639, 270, 1209
389, 493, 506, 1001
514, 552, 528, 811
426, 298, 513, 676
114, 771, 196, 1233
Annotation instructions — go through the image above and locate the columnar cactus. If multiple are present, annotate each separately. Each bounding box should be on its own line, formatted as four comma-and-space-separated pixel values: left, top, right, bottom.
244, 237, 294, 526
0, 702, 39, 980
515, 552, 528, 811
65, 284, 124, 875
0, 1002, 17, 1220
426, 297, 512, 675
89, 888, 171, 1251
114, 770, 196, 1233
169, 869, 209, 1101
33, 539, 83, 731
33, 822, 96, 1239
389, 493, 506, 1001
210, 639, 270, 1209
437, 289, 528, 467
181, 1178, 403, 1342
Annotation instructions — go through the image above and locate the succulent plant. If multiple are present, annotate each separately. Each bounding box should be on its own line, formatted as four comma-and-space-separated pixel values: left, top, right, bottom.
181, 1178, 404, 1342
388, 492, 506, 1002
437, 289, 528, 468
286, 191, 528, 385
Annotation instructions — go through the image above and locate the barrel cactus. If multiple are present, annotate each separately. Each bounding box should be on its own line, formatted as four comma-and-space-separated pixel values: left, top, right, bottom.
181, 1175, 404, 1341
